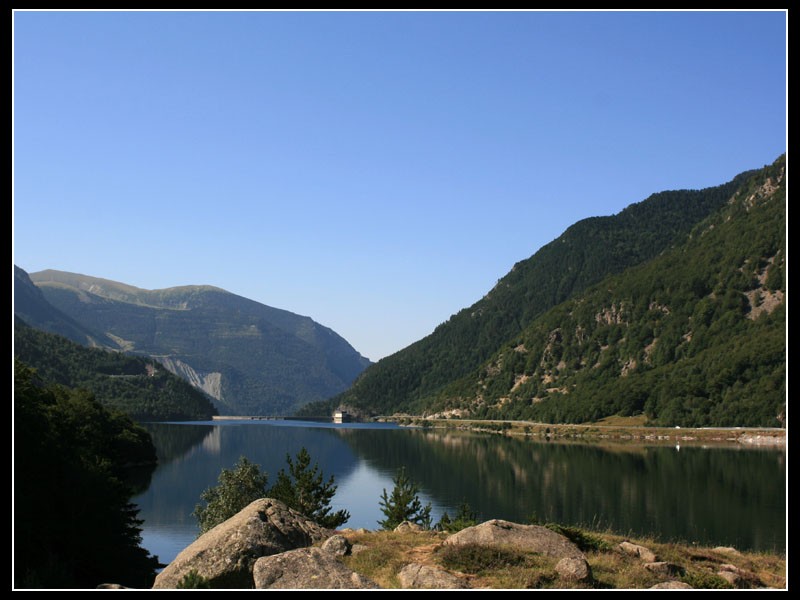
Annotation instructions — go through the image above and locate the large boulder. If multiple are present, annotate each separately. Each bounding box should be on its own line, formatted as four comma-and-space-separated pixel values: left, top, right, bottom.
444, 520, 584, 560
152, 498, 331, 589
253, 547, 380, 589
397, 563, 470, 589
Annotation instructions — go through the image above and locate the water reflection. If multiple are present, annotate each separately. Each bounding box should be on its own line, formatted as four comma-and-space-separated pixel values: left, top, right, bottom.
134, 422, 785, 566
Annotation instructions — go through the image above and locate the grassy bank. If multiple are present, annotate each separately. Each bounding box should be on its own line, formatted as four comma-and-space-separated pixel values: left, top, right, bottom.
335, 525, 786, 589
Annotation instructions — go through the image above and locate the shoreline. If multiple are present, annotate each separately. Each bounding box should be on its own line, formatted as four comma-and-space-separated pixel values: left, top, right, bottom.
375, 416, 786, 448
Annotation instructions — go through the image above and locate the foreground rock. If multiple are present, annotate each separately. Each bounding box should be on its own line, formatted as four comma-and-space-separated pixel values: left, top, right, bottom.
444, 519, 584, 560
650, 581, 693, 589
555, 557, 593, 583
321, 534, 351, 556
153, 498, 331, 589
397, 563, 470, 589
618, 541, 657, 563
253, 548, 380, 589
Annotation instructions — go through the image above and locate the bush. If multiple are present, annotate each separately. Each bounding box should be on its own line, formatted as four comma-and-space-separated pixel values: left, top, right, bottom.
437, 543, 527, 574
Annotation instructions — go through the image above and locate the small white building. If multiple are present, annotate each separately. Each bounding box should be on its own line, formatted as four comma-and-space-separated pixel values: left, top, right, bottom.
333, 410, 351, 424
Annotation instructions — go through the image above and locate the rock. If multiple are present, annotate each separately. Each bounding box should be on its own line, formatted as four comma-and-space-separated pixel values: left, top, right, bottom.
321, 534, 351, 556
716, 564, 760, 589
96, 584, 130, 589
555, 557, 593, 583
713, 546, 742, 557
152, 498, 332, 589
650, 581, 693, 589
355, 528, 370, 534
394, 521, 425, 533
253, 547, 380, 589
397, 563, 470, 589
644, 561, 684, 577
717, 570, 741, 587
444, 519, 584, 560
618, 541, 657, 563
351, 543, 369, 555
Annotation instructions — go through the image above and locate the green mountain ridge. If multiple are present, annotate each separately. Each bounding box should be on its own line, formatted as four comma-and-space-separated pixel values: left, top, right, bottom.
14, 318, 219, 421
429, 156, 787, 426
300, 161, 770, 420
19, 269, 371, 416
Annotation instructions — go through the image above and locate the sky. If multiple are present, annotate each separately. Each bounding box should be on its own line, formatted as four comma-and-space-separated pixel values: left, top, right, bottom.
12, 10, 786, 362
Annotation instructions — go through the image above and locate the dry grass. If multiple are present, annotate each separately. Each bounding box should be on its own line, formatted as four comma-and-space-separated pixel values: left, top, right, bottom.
337, 525, 786, 590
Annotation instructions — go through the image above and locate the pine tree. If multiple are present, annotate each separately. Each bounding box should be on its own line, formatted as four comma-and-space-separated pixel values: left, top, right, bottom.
268, 447, 350, 529
377, 468, 432, 530
192, 456, 270, 534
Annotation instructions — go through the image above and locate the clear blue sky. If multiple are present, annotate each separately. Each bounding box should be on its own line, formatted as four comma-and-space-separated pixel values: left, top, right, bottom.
13, 10, 786, 361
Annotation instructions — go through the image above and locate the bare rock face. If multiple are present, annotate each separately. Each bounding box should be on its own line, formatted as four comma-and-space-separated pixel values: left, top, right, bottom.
253, 547, 380, 589
618, 541, 657, 563
555, 557, 593, 583
397, 563, 470, 589
444, 519, 584, 560
321, 534, 351, 556
152, 498, 332, 589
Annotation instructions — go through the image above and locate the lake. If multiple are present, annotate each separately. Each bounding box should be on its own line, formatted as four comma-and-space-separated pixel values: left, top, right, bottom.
132, 420, 786, 566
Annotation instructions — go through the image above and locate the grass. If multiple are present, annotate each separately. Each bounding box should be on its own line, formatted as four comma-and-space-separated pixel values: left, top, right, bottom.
336, 524, 786, 590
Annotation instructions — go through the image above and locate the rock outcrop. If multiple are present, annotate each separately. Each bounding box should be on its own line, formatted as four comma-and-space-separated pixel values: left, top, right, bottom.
253, 548, 380, 589
397, 563, 470, 589
152, 498, 331, 589
394, 521, 425, 533
444, 519, 584, 560
650, 581, 693, 589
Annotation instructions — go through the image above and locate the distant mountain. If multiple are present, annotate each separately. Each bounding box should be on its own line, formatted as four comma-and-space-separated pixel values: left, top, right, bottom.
21, 270, 371, 416
300, 163, 759, 419
14, 319, 218, 421
433, 155, 785, 427
14, 265, 114, 348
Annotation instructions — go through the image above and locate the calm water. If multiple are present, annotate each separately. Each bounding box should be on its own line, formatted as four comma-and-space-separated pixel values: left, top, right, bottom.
132, 421, 786, 566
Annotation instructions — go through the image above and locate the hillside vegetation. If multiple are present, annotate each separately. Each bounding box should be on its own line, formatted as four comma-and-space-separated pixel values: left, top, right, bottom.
431, 156, 785, 427
14, 319, 218, 421
298, 157, 786, 426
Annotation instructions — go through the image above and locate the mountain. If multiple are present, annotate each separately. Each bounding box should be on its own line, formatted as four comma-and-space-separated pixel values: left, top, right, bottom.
300, 164, 759, 418
431, 155, 786, 427
21, 270, 371, 416
14, 318, 218, 420
13, 265, 114, 348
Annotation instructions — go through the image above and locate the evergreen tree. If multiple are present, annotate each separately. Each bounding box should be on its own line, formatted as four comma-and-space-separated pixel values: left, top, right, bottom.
14, 359, 160, 588
437, 500, 479, 532
377, 468, 432, 530
268, 447, 350, 529
192, 456, 270, 534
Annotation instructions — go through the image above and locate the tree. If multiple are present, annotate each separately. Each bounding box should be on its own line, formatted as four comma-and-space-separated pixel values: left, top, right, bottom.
14, 359, 160, 588
377, 468, 432, 530
437, 500, 479, 533
268, 447, 350, 529
192, 456, 270, 534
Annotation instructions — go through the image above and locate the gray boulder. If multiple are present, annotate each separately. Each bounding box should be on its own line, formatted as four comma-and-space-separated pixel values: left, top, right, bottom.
397, 563, 470, 589
321, 534, 351, 556
618, 541, 657, 563
152, 498, 331, 589
253, 547, 380, 589
444, 520, 584, 560
555, 557, 593, 583
394, 521, 425, 533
